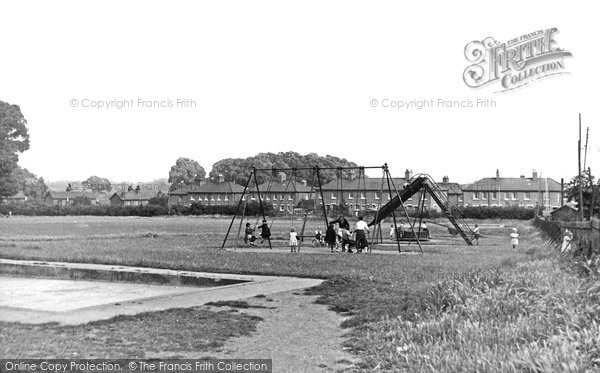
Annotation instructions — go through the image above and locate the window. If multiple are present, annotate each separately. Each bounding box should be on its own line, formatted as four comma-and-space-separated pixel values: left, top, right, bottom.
482, 192, 487, 200
216, 194, 221, 201
204, 195, 208, 201
304, 194, 309, 200
288, 194, 293, 201
272, 195, 277, 201
473, 192, 479, 200
211, 195, 215, 201
355, 204, 360, 211
273, 204, 277, 210
224, 194, 229, 201
510, 192, 516, 200
178, 197, 182, 204
348, 193, 354, 200
492, 192, 497, 200
504, 192, 510, 200
524, 192, 531, 200
279, 205, 284, 211
374, 192, 380, 200
190, 196, 195, 202
360, 193, 365, 200
331, 193, 336, 200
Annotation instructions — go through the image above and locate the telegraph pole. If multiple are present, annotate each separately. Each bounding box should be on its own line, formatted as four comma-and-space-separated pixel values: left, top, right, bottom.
579, 113, 584, 220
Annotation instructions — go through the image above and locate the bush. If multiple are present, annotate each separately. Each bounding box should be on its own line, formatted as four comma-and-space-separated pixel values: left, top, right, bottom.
0, 203, 169, 217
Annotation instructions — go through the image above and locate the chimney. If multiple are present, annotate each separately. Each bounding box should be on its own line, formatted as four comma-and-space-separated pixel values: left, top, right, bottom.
135, 185, 141, 193
442, 176, 449, 184
121, 191, 126, 198
348, 170, 356, 181
520, 175, 525, 178
532, 170, 538, 180
217, 174, 225, 183
278, 172, 286, 183
496, 169, 500, 180
128, 185, 133, 192
300, 179, 307, 187
405, 169, 413, 180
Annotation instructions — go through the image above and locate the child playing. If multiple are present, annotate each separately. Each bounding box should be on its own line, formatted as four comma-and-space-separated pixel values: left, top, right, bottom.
257, 219, 271, 244
243, 222, 256, 246
510, 228, 519, 250
325, 223, 337, 253
289, 227, 298, 253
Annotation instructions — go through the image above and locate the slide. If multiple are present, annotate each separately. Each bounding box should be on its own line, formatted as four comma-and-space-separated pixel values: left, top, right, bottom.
368, 176, 427, 227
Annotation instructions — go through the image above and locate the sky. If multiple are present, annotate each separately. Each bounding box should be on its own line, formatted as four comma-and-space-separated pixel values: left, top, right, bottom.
1, 1, 598, 185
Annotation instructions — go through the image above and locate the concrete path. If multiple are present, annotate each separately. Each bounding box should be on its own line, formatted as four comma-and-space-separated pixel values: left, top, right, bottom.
0, 259, 322, 326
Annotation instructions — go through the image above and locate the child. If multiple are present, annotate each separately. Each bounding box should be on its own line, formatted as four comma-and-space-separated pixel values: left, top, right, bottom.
325, 223, 337, 253
243, 223, 256, 246
289, 227, 298, 253
389, 224, 395, 240
561, 229, 573, 253
510, 228, 519, 250
257, 219, 271, 244
473, 224, 480, 245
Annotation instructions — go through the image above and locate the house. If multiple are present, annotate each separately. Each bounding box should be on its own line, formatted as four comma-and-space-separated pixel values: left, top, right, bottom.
44, 191, 108, 206
110, 186, 165, 207
253, 172, 312, 213
0, 191, 28, 204
550, 204, 578, 222
319, 170, 462, 213
168, 175, 245, 207
462, 170, 562, 209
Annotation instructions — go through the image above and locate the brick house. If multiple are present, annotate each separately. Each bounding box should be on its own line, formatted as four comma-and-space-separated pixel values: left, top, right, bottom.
166, 170, 463, 213
0, 192, 28, 204
253, 173, 312, 213
168, 175, 246, 207
110, 186, 165, 207
462, 170, 562, 209
44, 191, 108, 206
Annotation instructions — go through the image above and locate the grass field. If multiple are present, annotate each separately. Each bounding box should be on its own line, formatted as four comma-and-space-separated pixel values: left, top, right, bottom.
1, 216, 598, 370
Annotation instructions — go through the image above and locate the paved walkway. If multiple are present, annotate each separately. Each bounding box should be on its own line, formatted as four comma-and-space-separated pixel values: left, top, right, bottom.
0, 259, 322, 325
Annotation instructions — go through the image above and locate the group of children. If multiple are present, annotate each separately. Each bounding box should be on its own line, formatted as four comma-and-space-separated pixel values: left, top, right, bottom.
322, 215, 370, 253
243, 219, 271, 247
244, 217, 525, 252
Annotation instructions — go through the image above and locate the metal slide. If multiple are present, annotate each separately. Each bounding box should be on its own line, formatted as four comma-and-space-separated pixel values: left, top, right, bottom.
369, 174, 475, 245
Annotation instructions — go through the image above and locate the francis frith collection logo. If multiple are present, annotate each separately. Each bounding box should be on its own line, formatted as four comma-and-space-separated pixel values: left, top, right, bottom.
463, 28, 572, 92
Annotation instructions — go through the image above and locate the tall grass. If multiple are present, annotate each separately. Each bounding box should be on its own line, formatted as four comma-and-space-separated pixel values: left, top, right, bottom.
354, 237, 600, 371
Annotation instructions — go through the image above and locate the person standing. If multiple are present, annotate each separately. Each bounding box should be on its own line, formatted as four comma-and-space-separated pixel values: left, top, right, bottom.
325, 223, 338, 253
510, 228, 519, 250
289, 227, 298, 253
561, 228, 573, 253
473, 224, 480, 245
355, 216, 370, 253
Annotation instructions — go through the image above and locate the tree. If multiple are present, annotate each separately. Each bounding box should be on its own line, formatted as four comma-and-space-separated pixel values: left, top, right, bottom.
82, 176, 112, 193
11, 167, 48, 200
168, 158, 206, 191
209, 152, 359, 186
0, 101, 30, 197
564, 169, 600, 219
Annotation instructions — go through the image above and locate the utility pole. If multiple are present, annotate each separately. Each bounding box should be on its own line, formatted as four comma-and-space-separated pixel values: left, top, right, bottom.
579, 113, 584, 221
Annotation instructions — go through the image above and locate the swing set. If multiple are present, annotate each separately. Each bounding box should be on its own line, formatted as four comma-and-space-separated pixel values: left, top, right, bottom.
221, 163, 434, 252
221, 164, 476, 252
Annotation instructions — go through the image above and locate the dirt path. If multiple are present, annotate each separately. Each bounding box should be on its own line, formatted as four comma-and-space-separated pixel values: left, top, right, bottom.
207, 291, 358, 372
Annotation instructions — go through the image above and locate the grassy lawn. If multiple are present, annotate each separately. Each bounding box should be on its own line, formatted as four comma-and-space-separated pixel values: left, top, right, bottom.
3, 216, 596, 370
1, 307, 262, 359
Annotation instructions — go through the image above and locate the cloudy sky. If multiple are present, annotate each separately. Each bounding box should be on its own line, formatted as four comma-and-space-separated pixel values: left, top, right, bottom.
1, 1, 597, 184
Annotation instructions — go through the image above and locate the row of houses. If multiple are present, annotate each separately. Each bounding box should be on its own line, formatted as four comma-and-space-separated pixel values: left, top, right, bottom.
167, 169, 563, 212
1, 170, 563, 211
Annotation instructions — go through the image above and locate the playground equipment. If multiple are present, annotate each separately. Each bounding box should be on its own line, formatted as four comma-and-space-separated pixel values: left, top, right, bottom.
221, 164, 476, 251
368, 173, 476, 245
